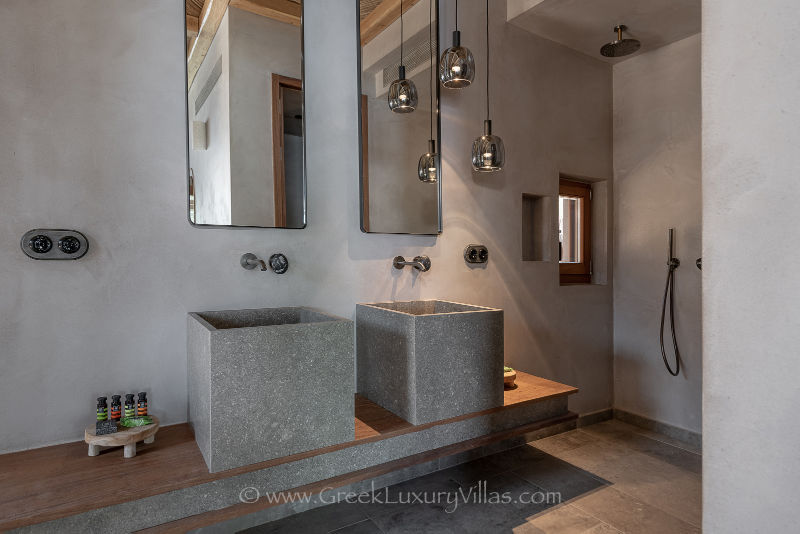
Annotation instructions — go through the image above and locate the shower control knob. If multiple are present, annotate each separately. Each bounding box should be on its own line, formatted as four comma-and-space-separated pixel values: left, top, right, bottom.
28, 235, 52, 254
58, 235, 82, 254
269, 253, 289, 274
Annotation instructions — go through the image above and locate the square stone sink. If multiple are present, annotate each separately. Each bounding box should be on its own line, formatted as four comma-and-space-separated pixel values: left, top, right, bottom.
356, 300, 504, 425
188, 307, 354, 473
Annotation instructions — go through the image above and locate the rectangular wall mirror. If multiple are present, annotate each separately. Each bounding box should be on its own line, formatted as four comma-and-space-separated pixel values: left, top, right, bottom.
185, 0, 306, 228
359, 0, 442, 235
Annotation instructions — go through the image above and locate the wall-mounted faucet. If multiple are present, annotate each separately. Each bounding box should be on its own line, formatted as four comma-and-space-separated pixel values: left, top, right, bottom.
241, 253, 268, 271
393, 255, 431, 272
241, 253, 290, 274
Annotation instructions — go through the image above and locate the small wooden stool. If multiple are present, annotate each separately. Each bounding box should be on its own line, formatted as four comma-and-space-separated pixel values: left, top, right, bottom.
84, 415, 160, 458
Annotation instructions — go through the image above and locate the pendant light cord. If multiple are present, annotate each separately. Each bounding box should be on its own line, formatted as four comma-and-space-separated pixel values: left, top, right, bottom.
485, 0, 490, 122
429, 0, 434, 140
455, 0, 458, 31
400, 0, 404, 67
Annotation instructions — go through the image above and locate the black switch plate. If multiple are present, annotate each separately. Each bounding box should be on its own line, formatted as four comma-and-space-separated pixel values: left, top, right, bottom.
21, 229, 89, 260
464, 244, 489, 264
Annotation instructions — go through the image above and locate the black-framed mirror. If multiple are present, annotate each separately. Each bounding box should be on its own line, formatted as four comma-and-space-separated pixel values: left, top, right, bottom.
184, 0, 306, 229
358, 0, 442, 235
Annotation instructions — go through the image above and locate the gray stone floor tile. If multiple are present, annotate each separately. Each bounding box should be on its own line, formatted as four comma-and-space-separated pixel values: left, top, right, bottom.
579, 421, 702, 474
328, 518, 383, 534
512, 453, 609, 502
529, 430, 598, 455
238, 501, 368, 534
514, 504, 620, 533
571, 486, 700, 534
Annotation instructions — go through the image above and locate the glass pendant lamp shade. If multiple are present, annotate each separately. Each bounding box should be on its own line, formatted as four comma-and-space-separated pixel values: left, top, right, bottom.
472, 0, 504, 173
418, 139, 438, 183
439, 30, 475, 88
388, 66, 418, 113
472, 120, 505, 172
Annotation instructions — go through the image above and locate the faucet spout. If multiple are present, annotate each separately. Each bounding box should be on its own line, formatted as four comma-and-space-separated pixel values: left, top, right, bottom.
393, 255, 432, 272
241, 253, 268, 271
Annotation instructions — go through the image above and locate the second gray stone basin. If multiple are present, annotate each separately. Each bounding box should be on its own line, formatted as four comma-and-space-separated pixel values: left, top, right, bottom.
188, 307, 354, 472
356, 300, 504, 425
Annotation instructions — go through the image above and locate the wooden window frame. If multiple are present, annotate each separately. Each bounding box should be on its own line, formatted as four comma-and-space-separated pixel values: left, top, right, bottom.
559, 179, 592, 285
271, 74, 302, 227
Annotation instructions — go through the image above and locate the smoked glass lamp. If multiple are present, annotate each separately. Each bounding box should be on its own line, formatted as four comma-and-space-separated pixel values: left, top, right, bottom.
388, 0, 418, 113
471, 0, 504, 172
418, 0, 438, 183
439, 0, 474, 88
418, 140, 438, 183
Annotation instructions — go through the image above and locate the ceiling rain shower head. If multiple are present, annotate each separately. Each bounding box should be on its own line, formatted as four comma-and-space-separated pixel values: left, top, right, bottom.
600, 25, 641, 57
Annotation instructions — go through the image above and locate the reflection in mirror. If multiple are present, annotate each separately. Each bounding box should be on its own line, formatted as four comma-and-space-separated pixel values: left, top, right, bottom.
359, 0, 441, 235
185, 0, 305, 228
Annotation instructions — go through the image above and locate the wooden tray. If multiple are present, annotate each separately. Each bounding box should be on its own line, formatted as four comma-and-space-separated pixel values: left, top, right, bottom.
84, 415, 159, 458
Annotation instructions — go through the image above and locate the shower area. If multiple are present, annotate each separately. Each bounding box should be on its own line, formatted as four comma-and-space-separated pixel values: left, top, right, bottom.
509, 0, 702, 439
611, 32, 702, 437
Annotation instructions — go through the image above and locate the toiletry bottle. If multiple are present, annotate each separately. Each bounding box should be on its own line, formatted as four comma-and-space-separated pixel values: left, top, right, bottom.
110, 395, 122, 421
96, 397, 108, 421
124, 394, 136, 418
137, 392, 148, 416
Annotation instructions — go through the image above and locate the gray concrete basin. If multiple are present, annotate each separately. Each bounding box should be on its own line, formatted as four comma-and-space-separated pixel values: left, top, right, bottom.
188, 307, 354, 472
356, 300, 504, 425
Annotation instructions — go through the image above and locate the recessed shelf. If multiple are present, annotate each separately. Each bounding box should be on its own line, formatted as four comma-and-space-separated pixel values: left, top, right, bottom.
522, 193, 553, 262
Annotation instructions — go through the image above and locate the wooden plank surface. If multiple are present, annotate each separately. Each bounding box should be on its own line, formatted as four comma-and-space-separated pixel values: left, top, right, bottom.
187, 0, 231, 88
0, 372, 576, 530
360, 0, 423, 46
230, 0, 301, 26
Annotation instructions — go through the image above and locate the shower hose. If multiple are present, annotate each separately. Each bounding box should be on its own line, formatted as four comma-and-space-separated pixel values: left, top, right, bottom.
660, 257, 681, 376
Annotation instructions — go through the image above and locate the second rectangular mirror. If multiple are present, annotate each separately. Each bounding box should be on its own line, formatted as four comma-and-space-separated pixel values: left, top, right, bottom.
186, 0, 305, 228
359, 0, 442, 235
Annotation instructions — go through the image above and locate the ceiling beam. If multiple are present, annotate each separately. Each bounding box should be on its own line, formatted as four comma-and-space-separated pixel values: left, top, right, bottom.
360, 0, 422, 46
186, 14, 200, 38
229, 0, 301, 26
187, 0, 231, 88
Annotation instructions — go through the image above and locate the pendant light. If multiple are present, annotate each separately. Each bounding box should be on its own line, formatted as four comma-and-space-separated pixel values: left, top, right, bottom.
439, 0, 475, 88
471, 0, 504, 172
418, 0, 438, 183
388, 0, 418, 113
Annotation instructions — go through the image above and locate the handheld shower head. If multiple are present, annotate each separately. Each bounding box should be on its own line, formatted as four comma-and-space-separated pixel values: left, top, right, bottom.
600, 25, 641, 58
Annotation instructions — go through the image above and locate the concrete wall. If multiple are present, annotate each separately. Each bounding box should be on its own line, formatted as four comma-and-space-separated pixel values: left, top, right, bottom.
613, 34, 702, 434
703, 0, 800, 531
0, 0, 613, 453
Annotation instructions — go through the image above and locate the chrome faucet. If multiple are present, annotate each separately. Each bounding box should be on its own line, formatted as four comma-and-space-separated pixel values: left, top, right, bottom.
393, 255, 431, 272
240, 253, 268, 271
241, 252, 290, 274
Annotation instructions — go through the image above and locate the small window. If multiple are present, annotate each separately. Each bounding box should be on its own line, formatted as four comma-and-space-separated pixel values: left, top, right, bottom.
559, 179, 592, 284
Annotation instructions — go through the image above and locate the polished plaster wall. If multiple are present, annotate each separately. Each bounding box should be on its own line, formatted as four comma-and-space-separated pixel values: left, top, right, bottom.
0, 0, 613, 452
613, 35, 702, 434
702, 0, 800, 530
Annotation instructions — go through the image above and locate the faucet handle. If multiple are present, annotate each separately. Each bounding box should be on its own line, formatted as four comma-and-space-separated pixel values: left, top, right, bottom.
269, 253, 289, 274
413, 255, 432, 272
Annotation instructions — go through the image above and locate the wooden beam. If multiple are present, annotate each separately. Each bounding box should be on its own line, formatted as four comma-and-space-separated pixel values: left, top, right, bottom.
187, 0, 231, 88
360, 0, 422, 46
186, 14, 200, 38
229, 0, 301, 26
